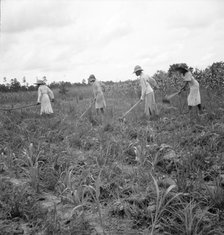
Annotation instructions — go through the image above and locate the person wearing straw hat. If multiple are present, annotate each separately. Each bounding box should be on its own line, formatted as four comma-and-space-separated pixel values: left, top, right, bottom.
88, 74, 106, 116
133, 65, 159, 118
35, 77, 54, 115
176, 65, 202, 120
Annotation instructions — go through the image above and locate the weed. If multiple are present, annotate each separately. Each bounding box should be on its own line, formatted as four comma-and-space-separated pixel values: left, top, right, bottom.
161, 201, 220, 235
15, 143, 44, 193
205, 178, 224, 211
148, 173, 182, 234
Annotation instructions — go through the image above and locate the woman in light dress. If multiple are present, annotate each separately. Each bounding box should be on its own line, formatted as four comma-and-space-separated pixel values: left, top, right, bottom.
36, 78, 54, 115
133, 65, 159, 118
176, 65, 202, 120
88, 74, 106, 116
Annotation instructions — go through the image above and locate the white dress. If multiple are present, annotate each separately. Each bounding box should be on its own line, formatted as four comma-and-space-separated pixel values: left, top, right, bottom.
139, 73, 158, 116
183, 72, 201, 106
37, 85, 54, 114
92, 80, 106, 109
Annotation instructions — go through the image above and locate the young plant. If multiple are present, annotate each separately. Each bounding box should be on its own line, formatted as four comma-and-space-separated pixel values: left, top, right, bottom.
149, 173, 182, 235
16, 143, 43, 193
161, 201, 219, 235
82, 167, 107, 235
205, 177, 224, 210
57, 166, 77, 202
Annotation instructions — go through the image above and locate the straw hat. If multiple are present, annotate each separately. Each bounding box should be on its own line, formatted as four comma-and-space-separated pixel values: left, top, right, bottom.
88, 74, 96, 83
175, 64, 189, 73
35, 79, 45, 85
133, 65, 143, 73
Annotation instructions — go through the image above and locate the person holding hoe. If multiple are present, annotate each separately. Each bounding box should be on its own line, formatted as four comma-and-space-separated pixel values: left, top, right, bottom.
88, 74, 106, 121
36, 77, 54, 115
176, 65, 202, 120
133, 65, 159, 118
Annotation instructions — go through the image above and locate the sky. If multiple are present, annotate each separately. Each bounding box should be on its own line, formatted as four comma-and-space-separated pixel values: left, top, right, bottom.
0, 0, 224, 85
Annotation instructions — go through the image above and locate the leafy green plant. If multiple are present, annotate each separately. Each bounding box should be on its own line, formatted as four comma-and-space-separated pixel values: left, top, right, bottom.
16, 143, 44, 193
148, 173, 182, 235
57, 166, 77, 201
0, 178, 40, 221
205, 178, 224, 210
161, 201, 220, 235
83, 168, 107, 235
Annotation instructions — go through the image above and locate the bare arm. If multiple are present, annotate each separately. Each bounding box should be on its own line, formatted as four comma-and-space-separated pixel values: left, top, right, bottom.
179, 81, 189, 93
140, 78, 146, 100
37, 87, 41, 103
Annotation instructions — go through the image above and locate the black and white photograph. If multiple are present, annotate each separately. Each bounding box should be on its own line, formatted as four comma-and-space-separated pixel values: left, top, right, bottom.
0, 0, 224, 234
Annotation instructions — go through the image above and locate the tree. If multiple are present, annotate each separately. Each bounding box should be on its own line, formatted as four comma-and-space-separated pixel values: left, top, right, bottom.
22, 76, 26, 84
0, 84, 9, 92
192, 68, 203, 84
58, 81, 69, 95
10, 78, 21, 92
167, 63, 189, 90
200, 61, 224, 93
152, 70, 168, 94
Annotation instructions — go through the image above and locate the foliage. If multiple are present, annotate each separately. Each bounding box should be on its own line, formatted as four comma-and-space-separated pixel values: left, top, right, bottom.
0, 72, 224, 234
58, 81, 69, 95
0, 178, 41, 221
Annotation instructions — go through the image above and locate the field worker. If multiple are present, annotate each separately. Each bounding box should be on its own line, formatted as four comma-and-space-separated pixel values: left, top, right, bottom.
36, 78, 54, 115
176, 65, 202, 119
133, 65, 159, 118
88, 74, 106, 116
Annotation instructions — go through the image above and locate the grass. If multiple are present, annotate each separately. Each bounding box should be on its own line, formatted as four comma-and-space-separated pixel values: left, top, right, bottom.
0, 85, 224, 234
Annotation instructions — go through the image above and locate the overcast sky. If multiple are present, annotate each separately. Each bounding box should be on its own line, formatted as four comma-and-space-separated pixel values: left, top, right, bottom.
0, 0, 224, 85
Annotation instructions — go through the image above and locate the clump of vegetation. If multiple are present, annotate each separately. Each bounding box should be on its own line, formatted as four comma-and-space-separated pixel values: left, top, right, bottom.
1, 62, 224, 234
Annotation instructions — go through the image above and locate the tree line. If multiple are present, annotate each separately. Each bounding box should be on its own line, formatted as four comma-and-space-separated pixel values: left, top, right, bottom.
0, 79, 89, 93
154, 61, 224, 95
1, 61, 223, 93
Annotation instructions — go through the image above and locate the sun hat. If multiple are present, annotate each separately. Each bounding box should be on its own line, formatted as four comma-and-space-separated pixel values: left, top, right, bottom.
133, 65, 143, 73
88, 74, 96, 82
175, 64, 189, 72
35, 79, 45, 85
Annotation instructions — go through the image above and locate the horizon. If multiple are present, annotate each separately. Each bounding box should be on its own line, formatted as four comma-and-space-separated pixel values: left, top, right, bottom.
0, 60, 222, 86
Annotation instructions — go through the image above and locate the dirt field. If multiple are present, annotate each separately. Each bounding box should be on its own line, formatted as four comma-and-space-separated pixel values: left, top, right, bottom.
0, 85, 224, 235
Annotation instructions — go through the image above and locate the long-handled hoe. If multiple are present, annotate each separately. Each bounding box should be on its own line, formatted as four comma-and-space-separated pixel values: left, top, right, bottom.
162, 91, 180, 104
79, 100, 94, 119
118, 100, 141, 122
0, 103, 38, 113
162, 91, 190, 115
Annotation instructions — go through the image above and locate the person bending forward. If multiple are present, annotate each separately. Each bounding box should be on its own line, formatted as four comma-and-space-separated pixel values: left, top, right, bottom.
177, 65, 202, 120
133, 65, 158, 117
88, 74, 106, 115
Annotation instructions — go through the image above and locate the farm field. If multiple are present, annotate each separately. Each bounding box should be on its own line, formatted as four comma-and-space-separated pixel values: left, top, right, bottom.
1, 84, 224, 235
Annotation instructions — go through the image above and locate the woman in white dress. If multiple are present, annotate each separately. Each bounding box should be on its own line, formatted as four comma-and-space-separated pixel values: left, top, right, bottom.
88, 74, 106, 115
177, 65, 202, 120
36, 78, 54, 115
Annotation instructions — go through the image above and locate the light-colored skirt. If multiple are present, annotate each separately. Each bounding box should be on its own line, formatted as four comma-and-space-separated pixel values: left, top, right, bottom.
188, 86, 201, 106
95, 92, 106, 109
40, 94, 53, 115
145, 92, 157, 116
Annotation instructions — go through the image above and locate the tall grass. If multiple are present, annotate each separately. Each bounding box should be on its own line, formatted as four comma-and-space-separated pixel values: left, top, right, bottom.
1, 82, 224, 234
